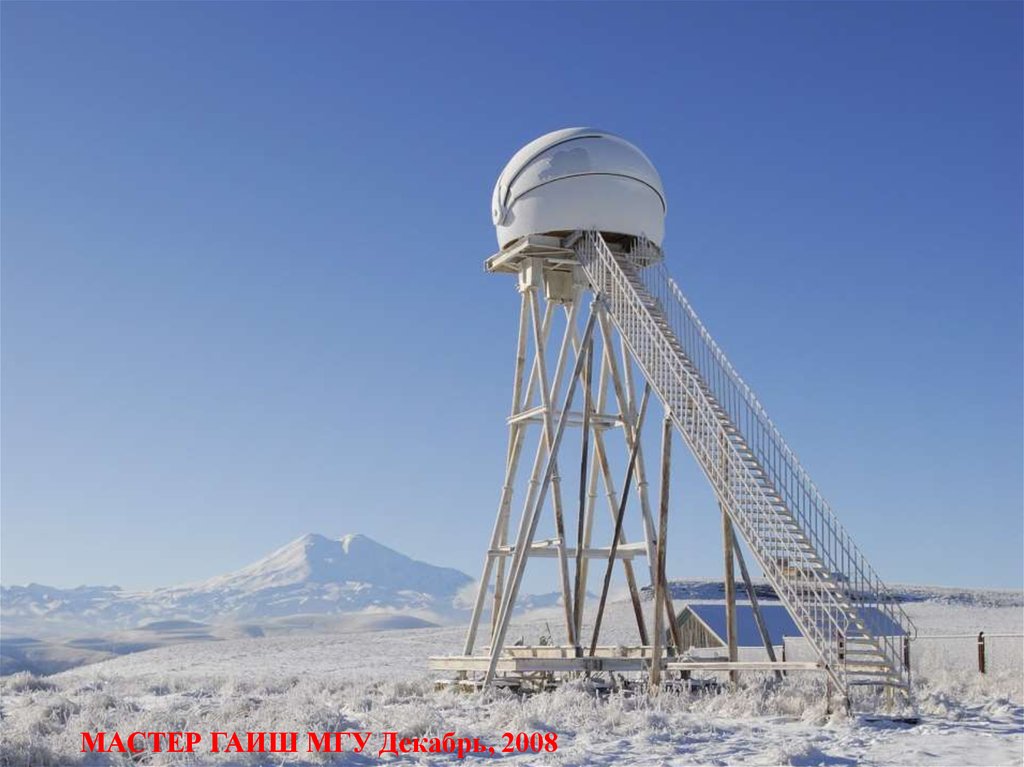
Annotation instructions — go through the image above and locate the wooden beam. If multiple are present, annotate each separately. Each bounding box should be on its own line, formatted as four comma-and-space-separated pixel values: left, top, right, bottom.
434, 655, 650, 674
664, 660, 822, 672
528, 289, 577, 646
657, 415, 684, 657
590, 384, 651, 656
464, 291, 530, 656
650, 416, 672, 690
616, 334, 660, 587
518, 298, 556, 415
575, 350, 607, 641
506, 405, 620, 429
566, 310, 649, 645
488, 542, 647, 559
722, 503, 739, 684
573, 342, 593, 648
595, 316, 651, 645
732, 539, 782, 681
492, 290, 531, 641
483, 310, 598, 687
431, 655, 823, 674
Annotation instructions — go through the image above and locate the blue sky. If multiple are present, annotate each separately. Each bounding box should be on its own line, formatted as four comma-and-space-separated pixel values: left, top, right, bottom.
2, 2, 1021, 592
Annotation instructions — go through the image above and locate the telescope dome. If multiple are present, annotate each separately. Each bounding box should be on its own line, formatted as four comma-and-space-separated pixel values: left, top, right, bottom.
492, 128, 666, 249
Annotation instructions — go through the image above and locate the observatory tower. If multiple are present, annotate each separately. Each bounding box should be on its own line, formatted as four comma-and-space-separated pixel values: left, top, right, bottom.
433, 129, 915, 710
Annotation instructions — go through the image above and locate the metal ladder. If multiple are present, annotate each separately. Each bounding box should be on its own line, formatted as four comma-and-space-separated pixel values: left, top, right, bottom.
573, 230, 916, 703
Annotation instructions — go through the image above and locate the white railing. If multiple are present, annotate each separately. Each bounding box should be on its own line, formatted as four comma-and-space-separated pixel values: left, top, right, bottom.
574, 231, 915, 696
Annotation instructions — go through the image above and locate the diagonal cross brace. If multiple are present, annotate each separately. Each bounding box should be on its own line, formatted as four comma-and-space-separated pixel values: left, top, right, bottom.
484, 308, 599, 687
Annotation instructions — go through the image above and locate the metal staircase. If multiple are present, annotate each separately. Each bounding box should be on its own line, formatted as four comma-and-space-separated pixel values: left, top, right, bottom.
573, 230, 916, 702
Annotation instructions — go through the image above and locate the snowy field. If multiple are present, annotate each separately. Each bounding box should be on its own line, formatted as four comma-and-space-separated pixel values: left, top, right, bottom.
1, 594, 1021, 766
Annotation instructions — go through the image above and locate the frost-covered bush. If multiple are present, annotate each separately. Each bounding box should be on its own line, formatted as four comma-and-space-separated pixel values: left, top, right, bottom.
1, 600, 1021, 766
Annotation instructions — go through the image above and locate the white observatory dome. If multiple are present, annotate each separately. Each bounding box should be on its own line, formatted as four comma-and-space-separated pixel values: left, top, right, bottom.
492, 128, 666, 249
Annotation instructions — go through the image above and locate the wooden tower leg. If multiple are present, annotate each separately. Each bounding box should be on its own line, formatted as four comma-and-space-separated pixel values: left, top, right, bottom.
463, 291, 531, 656
495, 300, 555, 618
574, 349, 608, 643
528, 290, 578, 646
617, 334, 661, 586
570, 311, 649, 645
722, 502, 739, 685
733, 540, 782, 680
491, 284, 575, 647
590, 385, 651, 655
650, 415, 673, 690
484, 311, 598, 687
489, 291, 532, 642
572, 342, 594, 653
598, 312, 654, 643
610, 320, 684, 653
464, 265, 566, 658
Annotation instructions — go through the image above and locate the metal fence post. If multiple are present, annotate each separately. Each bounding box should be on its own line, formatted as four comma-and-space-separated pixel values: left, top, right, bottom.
977, 631, 986, 674
903, 635, 912, 685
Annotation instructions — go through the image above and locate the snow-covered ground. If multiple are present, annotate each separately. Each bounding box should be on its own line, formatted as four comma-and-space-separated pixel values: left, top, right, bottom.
1, 593, 1021, 766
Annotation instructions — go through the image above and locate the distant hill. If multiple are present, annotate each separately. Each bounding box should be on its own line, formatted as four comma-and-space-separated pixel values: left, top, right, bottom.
4, 535, 1020, 676
2, 533, 473, 634
1, 533, 475, 675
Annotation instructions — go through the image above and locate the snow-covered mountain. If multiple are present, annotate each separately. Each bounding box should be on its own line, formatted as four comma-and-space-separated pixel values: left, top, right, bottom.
1, 533, 473, 633
160, 532, 473, 620
196, 533, 470, 595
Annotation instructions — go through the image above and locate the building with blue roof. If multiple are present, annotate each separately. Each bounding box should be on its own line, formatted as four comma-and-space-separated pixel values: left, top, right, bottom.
675, 603, 908, 653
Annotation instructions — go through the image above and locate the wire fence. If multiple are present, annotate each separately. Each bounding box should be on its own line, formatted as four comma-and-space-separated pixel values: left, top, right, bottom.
910, 632, 1023, 677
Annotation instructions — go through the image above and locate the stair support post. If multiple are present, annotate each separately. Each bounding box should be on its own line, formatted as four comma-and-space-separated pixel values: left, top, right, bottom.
722, 504, 739, 685
650, 415, 673, 690
732, 541, 782, 681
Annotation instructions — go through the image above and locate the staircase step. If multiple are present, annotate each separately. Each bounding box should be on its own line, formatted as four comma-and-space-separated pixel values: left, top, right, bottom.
843, 661, 891, 670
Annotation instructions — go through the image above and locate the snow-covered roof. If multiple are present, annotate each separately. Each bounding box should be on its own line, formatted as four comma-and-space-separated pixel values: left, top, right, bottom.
681, 603, 908, 646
